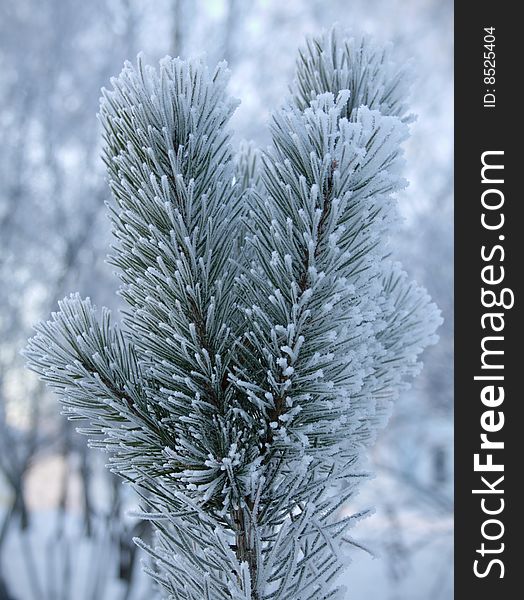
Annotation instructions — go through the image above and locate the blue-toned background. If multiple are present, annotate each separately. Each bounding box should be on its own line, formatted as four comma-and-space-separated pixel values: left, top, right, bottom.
0, 1, 453, 598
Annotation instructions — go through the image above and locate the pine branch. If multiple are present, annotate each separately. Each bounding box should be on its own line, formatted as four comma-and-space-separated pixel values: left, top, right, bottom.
25, 29, 441, 600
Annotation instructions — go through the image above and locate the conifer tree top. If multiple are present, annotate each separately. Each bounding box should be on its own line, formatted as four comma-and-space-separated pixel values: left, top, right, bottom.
26, 27, 441, 600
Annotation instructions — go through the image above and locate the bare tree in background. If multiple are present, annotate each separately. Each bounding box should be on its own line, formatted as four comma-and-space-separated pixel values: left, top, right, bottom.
0, 1, 154, 598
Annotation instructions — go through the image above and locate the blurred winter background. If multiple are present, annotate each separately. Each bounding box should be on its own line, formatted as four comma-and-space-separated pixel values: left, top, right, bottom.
0, 0, 453, 598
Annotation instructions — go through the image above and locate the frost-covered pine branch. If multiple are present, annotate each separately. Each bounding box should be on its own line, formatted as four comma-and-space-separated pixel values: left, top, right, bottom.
25, 27, 441, 600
